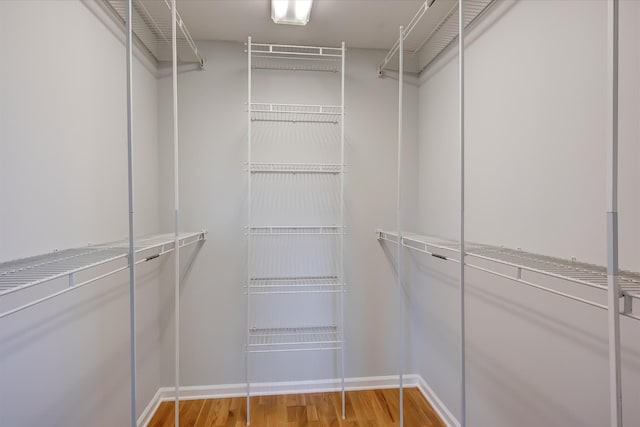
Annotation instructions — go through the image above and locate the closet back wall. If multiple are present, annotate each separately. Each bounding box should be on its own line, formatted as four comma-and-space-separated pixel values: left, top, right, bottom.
1, 1, 162, 425
157, 42, 419, 388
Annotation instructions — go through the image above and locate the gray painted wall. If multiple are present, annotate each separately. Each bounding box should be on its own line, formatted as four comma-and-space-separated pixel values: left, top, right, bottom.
0, 1, 162, 425
3, 1, 639, 426
157, 41, 419, 388
409, 0, 640, 426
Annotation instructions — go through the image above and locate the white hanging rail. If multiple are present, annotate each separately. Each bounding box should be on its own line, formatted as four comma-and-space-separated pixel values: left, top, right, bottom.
0, 232, 207, 319
378, 0, 495, 74
376, 230, 640, 318
104, 0, 204, 66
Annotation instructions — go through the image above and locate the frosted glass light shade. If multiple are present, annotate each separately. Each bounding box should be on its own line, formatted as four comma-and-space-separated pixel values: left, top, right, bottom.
271, 0, 313, 26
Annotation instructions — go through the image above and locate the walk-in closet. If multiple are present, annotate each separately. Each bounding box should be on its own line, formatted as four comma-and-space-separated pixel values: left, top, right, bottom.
1, 1, 639, 426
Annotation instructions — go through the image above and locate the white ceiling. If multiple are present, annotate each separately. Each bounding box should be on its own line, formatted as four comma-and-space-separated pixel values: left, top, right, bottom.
177, 0, 423, 50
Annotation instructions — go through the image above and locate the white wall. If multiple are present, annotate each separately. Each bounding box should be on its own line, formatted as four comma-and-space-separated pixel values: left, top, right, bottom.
157, 42, 418, 388
0, 1, 162, 425
410, 0, 640, 426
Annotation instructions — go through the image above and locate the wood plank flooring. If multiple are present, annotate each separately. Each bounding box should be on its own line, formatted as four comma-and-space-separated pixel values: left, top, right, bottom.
148, 388, 445, 427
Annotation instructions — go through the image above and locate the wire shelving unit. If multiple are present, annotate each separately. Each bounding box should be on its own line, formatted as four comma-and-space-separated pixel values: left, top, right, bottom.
378, 1, 624, 426
0, 232, 206, 319
246, 39, 346, 424
248, 226, 342, 236
251, 44, 341, 72
377, 230, 640, 317
247, 276, 342, 295
248, 326, 341, 353
378, 0, 495, 75
250, 103, 342, 124
249, 163, 342, 174
104, 0, 204, 65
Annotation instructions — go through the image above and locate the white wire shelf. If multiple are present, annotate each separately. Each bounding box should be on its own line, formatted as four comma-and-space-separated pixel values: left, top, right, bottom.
0, 231, 207, 319
248, 326, 341, 353
249, 163, 342, 174
376, 230, 640, 318
379, 0, 495, 74
250, 43, 342, 72
250, 103, 342, 124
249, 226, 342, 236
247, 276, 342, 294
105, 0, 204, 65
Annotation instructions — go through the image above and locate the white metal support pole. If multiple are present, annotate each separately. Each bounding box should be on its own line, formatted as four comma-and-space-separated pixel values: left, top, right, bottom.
171, 0, 181, 425
125, 1, 137, 426
458, 1, 467, 426
339, 40, 346, 420
397, 25, 405, 427
606, 1, 622, 426
246, 36, 253, 426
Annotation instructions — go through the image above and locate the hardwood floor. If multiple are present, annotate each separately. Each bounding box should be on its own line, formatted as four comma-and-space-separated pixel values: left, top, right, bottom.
148, 387, 446, 427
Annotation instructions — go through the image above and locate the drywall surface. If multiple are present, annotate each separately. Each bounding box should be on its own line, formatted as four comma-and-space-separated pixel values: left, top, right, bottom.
411, 0, 640, 426
0, 1, 162, 425
157, 42, 418, 388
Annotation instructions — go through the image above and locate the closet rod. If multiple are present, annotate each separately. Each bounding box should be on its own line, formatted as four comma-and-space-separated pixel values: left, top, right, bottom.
125, 0, 137, 426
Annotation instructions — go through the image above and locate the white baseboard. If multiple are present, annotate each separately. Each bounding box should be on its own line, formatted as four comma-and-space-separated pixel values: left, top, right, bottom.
138, 374, 458, 427
137, 388, 164, 427
416, 375, 460, 427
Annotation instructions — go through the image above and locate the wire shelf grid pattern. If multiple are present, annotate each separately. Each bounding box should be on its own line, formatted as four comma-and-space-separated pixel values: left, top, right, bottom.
0, 248, 125, 291
250, 103, 342, 124
380, 0, 495, 73
0, 232, 206, 295
248, 326, 341, 352
249, 226, 342, 236
249, 163, 342, 174
248, 276, 342, 294
251, 43, 341, 72
412, 0, 493, 71
105, 0, 203, 64
377, 230, 640, 302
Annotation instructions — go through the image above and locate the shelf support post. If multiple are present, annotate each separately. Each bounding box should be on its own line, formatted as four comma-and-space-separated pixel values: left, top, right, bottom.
246, 35, 253, 426
606, 1, 622, 426
171, 1, 181, 426
459, 1, 467, 426
397, 24, 405, 427
340, 40, 346, 421
125, 0, 137, 426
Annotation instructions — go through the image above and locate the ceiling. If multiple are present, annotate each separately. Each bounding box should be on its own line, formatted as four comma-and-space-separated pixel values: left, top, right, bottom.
176, 0, 424, 50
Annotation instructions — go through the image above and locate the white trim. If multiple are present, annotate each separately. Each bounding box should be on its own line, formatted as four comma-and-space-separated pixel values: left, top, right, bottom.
416, 375, 461, 427
137, 388, 163, 427
137, 374, 459, 427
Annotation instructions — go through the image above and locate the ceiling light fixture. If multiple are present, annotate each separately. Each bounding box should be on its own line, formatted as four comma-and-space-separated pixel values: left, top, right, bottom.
271, 0, 313, 26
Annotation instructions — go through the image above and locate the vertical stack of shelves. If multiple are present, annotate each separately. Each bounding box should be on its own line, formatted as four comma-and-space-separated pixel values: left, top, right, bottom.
245, 39, 346, 423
